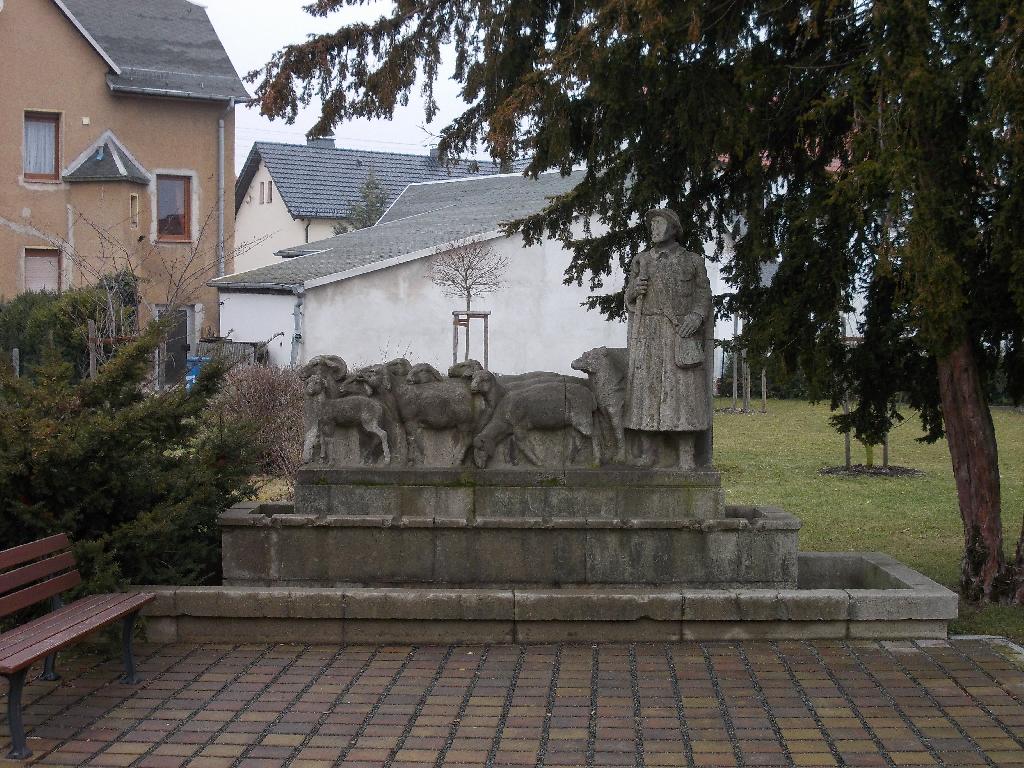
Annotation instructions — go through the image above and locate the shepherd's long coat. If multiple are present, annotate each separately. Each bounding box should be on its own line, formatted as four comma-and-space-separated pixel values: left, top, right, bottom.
624, 242, 712, 432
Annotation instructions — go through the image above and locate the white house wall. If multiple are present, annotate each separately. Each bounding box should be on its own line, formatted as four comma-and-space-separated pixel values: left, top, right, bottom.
307, 219, 340, 242
303, 232, 630, 374
222, 231, 737, 376
219, 290, 297, 368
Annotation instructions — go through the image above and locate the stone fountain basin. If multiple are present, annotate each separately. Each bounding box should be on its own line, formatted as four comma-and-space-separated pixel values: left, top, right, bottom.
142, 551, 958, 643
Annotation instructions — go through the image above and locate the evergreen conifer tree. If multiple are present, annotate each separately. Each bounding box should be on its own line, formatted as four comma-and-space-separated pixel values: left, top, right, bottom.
0, 322, 256, 591
250, 1, 1024, 602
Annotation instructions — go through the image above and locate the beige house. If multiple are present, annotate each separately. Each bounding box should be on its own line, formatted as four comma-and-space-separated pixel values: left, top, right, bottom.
0, 0, 249, 381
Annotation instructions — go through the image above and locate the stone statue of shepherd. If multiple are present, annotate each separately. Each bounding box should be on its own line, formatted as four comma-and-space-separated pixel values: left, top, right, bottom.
624, 208, 712, 468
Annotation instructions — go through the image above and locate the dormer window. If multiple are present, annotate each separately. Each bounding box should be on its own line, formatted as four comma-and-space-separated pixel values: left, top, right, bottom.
24, 112, 60, 181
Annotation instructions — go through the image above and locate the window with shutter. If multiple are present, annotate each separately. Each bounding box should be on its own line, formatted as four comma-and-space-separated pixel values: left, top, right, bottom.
24, 248, 61, 292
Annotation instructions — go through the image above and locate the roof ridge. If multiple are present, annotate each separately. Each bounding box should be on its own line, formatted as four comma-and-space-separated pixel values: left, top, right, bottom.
397, 167, 576, 190
253, 140, 504, 164
51, 0, 122, 74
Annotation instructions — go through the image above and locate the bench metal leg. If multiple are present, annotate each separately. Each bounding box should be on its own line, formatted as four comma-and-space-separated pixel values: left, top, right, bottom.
120, 611, 142, 684
5, 669, 31, 759
41, 595, 63, 681
40, 653, 60, 682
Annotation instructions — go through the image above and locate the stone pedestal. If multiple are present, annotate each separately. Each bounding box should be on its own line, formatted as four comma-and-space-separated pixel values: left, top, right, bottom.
222, 468, 800, 589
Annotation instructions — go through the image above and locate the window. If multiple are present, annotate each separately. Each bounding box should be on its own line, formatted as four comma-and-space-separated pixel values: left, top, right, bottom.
24, 112, 60, 181
24, 248, 61, 292
129, 194, 140, 229
157, 175, 190, 241
259, 181, 265, 204
267, 181, 273, 203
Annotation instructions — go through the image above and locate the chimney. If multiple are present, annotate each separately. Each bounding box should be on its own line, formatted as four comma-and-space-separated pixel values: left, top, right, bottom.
306, 135, 336, 149
429, 145, 440, 165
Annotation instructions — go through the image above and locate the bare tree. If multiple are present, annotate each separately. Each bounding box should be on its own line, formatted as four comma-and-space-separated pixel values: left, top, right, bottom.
429, 239, 508, 360
429, 239, 508, 312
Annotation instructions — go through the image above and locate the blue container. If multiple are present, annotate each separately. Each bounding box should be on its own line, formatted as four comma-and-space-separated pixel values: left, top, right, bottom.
185, 355, 211, 390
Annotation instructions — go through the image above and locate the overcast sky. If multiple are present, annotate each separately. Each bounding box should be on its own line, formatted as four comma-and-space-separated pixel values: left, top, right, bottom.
201, 0, 468, 171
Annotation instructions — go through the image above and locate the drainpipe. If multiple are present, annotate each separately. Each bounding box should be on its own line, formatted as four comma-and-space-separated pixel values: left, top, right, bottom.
216, 98, 235, 277
304, 219, 311, 244
291, 287, 305, 367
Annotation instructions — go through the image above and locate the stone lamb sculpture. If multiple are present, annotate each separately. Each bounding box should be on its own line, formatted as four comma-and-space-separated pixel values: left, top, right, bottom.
470, 371, 600, 468
302, 373, 391, 465
571, 347, 628, 464
346, 363, 407, 465
299, 355, 351, 463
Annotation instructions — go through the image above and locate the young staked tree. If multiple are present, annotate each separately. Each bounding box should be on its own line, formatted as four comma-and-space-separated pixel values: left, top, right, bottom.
250, 1, 1024, 602
429, 239, 508, 356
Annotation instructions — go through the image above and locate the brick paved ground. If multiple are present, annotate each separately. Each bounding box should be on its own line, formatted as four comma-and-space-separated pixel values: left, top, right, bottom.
1, 640, 1022, 767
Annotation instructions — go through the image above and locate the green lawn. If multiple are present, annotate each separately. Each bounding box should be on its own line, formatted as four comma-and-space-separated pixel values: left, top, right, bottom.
713, 398, 1024, 640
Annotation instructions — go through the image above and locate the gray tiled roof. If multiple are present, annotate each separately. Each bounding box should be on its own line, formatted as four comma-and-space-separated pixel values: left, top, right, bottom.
236, 142, 524, 220
214, 170, 584, 290
56, 0, 249, 101
64, 137, 148, 185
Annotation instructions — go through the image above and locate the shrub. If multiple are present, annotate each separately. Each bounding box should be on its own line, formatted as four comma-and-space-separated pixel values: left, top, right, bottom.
0, 322, 257, 593
208, 364, 305, 482
0, 289, 105, 379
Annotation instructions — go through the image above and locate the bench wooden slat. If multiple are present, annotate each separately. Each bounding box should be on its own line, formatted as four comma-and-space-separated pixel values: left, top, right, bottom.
0, 534, 70, 571
0, 594, 116, 661
0, 592, 153, 674
0, 552, 76, 596
0, 594, 133, 662
0, 570, 81, 619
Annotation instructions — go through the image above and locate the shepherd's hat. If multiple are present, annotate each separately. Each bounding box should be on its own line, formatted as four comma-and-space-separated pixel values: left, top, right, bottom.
644, 207, 682, 234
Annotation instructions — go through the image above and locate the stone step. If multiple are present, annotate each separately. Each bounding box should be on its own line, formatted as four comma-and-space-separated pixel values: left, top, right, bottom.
143, 553, 958, 644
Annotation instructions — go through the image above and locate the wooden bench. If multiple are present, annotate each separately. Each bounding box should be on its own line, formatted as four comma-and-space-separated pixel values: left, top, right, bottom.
0, 534, 154, 760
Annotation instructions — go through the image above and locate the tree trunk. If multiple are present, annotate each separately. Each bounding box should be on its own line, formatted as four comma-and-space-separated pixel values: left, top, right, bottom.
1015, 512, 1024, 604
936, 338, 1008, 602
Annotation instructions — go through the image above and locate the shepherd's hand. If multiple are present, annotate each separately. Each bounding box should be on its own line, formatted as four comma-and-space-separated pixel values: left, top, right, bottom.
678, 314, 701, 337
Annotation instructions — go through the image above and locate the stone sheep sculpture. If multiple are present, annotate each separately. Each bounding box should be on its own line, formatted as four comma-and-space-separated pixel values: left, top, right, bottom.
469, 371, 600, 468
302, 372, 391, 465
396, 362, 492, 465
296, 350, 630, 469
571, 347, 628, 464
448, 359, 483, 379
